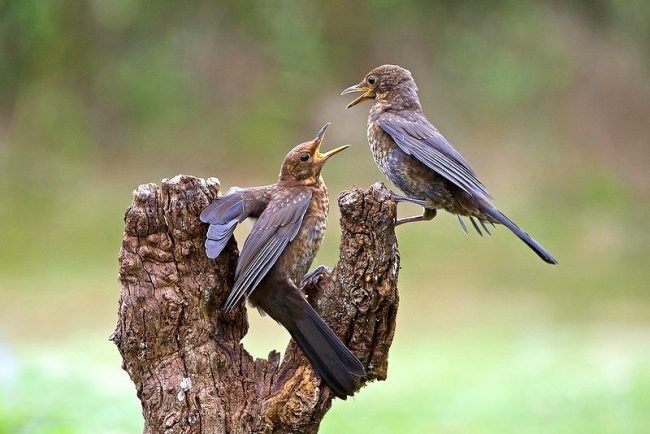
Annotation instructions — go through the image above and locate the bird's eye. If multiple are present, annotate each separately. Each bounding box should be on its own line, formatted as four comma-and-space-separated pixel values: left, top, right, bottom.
300, 153, 310, 162
367, 75, 377, 85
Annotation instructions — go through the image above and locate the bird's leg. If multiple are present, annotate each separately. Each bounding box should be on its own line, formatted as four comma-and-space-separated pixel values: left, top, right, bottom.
301, 265, 332, 300
396, 208, 437, 226
390, 193, 429, 207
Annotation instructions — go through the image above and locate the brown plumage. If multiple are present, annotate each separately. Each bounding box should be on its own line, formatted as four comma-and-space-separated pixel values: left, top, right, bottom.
200, 124, 365, 398
342, 64, 557, 264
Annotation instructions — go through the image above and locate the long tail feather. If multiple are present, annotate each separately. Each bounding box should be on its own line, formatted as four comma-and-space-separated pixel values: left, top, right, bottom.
258, 287, 365, 399
481, 207, 557, 264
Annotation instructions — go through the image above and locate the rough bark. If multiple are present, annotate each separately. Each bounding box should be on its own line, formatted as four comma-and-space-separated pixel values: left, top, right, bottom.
112, 175, 400, 433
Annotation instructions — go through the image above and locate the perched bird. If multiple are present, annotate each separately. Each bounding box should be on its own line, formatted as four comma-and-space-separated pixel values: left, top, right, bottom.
200, 124, 365, 398
342, 65, 557, 264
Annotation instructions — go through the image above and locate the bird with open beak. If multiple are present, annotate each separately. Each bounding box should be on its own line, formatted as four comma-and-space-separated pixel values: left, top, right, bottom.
342, 64, 557, 264
200, 124, 364, 399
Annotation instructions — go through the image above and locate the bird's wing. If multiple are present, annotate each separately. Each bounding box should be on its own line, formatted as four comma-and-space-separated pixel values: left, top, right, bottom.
200, 187, 270, 259
224, 189, 312, 311
378, 112, 492, 200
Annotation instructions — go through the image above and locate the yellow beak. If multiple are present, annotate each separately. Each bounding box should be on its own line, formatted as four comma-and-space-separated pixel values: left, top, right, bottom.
341, 83, 374, 108
312, 123, 349, 160
318, 144, 350, 160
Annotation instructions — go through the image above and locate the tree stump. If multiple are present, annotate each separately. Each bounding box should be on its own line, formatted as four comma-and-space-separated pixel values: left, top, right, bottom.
112, 175, 400, 433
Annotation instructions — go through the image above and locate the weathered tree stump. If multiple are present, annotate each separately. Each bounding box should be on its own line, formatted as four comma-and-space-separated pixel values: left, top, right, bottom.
112, 175, 400, 433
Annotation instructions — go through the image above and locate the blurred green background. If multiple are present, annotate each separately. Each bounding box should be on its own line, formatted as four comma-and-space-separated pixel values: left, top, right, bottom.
1, 1, 649, 433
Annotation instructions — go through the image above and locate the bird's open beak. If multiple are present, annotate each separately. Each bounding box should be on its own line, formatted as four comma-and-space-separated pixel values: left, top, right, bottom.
314, 122, 330, 143
313, 123, 349, 160
319, 144, 349, 160
341, 83, 374, 108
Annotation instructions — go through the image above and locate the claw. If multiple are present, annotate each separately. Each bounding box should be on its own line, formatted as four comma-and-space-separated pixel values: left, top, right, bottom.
457, 215, 468, 235
301, 265, 332, 289
396, 215, 424, 225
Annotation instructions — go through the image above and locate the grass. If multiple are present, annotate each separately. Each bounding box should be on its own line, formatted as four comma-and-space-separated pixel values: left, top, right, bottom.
323, 325, 650, 433
1, 323, 649, 434
0, 338, 141, 434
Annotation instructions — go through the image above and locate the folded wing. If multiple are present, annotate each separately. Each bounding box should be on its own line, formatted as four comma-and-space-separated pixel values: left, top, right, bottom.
378, 112, 492, 200
224, 189, 312, 311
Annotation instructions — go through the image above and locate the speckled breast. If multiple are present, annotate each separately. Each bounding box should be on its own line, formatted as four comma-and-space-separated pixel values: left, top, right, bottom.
284, 180, 329, 284
367, 120, 394, 178
368, 119, 422, 196
367, 117, 453, 208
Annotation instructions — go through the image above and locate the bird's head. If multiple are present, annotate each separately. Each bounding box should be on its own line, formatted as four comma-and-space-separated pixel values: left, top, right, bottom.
279, 123, 349, 185
342, 64, 419, 109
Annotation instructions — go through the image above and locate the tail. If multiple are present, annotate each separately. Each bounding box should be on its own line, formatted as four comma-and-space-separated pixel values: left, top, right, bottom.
481, 207, 558, 265
257, 287, 365, 399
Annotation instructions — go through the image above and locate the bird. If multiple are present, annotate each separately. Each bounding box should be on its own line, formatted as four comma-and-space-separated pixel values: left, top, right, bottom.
199, 123, 365, 398
342, 64, 557, 264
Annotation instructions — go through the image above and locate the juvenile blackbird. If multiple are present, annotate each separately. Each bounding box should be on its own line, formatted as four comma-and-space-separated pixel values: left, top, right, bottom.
200, 124, 365, 398
342, 65, 557, 264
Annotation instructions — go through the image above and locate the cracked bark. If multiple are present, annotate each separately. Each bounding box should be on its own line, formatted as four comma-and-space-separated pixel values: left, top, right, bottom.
112, 175, 400, 433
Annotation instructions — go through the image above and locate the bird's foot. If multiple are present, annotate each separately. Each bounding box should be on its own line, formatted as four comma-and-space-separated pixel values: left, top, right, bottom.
301, 265, 332, 292
389, 193, 429, 208
395, 208, 437, 226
